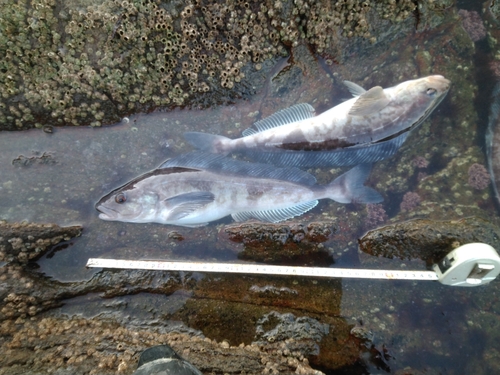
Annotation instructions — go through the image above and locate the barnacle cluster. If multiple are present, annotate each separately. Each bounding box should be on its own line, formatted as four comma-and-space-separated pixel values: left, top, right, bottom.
304, 1, 373, 51
0, 221, 82, 264
0, 0, 417, 130
376, 0, 417, 23
0, 316, 322, 374
0, 292, 42, 320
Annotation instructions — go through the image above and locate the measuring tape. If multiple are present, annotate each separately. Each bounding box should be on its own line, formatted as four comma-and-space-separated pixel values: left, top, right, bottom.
86, 258, 438, 281
86, 243, 500, 287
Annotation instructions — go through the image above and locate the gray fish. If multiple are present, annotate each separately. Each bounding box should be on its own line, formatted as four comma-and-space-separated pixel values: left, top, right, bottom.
133, 345, 203, 375
96, 152, 382, 227
486, 82, 500, 207
184, 75, 450, 167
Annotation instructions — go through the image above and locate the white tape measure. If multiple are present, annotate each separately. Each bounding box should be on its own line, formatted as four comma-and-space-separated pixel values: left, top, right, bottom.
86, 243, 500, 287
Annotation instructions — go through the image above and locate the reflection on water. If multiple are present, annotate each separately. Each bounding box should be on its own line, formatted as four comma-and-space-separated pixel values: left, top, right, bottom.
1, 1, 500, 374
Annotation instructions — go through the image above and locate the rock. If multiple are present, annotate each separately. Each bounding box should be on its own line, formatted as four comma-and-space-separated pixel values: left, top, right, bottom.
0, 221, 82, 264
220, 221, 335, 264
0, 314, 327, 375
0, 266, 358, 374
358, 217, 500, 264
254, 311, 329, 355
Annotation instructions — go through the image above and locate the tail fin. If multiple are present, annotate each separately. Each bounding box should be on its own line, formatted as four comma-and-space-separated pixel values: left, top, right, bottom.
327, 164, 383, 204
184, 132, 230, 154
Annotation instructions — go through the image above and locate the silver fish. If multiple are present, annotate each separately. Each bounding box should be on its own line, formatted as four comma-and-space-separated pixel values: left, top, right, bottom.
184, 75, 450, 167
96, 152, 382, 227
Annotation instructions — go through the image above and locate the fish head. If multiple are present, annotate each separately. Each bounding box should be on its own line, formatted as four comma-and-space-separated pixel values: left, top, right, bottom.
96, 178, 161, 223
96, 167, 202, 224
392, 75, 451, 115
399, 74, 450, 98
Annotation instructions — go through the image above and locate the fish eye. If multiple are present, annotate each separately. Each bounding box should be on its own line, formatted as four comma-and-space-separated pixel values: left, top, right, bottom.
115, 193, 126, 204
426, 88, 437, 96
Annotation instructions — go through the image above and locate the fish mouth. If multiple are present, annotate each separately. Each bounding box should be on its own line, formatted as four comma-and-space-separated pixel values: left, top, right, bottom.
409, 95, 446, 132
429, 83, 450, 111
411, 78, 451, 130
426, 75, 451, 96
95, 205, 118, 220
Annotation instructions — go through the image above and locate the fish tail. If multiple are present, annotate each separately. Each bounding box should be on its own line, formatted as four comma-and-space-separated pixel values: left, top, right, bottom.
184, 132, 230, 154
327, 163, 383, 204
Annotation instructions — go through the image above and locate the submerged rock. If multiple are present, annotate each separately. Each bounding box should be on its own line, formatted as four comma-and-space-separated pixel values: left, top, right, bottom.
254, 311, 329, 356
221, 221, 335, 264
358, 216, 500, 264
0, 264, 359, 374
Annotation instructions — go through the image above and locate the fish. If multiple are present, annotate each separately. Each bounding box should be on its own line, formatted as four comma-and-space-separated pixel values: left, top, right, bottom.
486, 82, 500, 208
184, 75, 451, 167
96, 152, 383, 227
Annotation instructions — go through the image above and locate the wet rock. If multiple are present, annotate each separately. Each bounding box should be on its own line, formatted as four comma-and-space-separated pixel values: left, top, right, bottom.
0, 221, 82, 264
220, 221, 335, 264
0, 264, 359, 374
358, 216, 500, 264
11, 152, 56, 167
489, 1, 500, 26
254, 311, 329, 356
166, 272, 363, 371
191, 274, 342, 315
0, 0, 456, 130
0, 315, 325, 375
350, 325, 374, 342
0, 266, 192, 321
416, 0, 455, 31
0, 220, 405, 375
0, 265, 65, 320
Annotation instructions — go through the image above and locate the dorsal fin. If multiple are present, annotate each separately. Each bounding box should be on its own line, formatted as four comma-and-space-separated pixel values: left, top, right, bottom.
242, 103, 315, 136
343, 80, 366, 97
348, 86, 390, 116
159, 151, 317, 185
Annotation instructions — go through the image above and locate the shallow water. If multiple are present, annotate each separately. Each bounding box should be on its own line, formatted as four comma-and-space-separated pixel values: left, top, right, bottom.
1, 110, 245, 281
2, 1, 500, 374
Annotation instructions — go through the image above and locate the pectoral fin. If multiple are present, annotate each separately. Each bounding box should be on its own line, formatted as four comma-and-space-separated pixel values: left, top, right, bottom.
348, 86, 389, 116
343, 80, 366, 97
163, 192, 215, 221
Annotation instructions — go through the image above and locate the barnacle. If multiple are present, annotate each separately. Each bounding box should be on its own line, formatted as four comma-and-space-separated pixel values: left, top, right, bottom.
0, 0, 416, 130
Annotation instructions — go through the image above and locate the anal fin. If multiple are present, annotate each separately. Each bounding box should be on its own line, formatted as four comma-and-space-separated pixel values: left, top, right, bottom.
243, 131, 409, 167
232, 200, 318, 223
